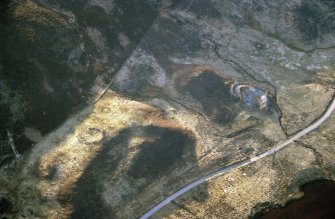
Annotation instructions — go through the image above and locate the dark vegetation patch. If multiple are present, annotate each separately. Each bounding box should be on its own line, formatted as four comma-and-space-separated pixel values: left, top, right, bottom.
71, 125, 203, 217
71, 129, 132, 219
0, 197, 12, 216
293, 1, 335, 43
0, 105, 11, 164
49, 0, 158, 51
188, 182, 209, 203
178, 68, 277, 126
143, 17, 203, 60
0, 0, 9, 15
0, 0, 161, 160
127, 126, 196, 180
0, 1, 88, 155
43, 165, 58, 181
182, 71, 237, 124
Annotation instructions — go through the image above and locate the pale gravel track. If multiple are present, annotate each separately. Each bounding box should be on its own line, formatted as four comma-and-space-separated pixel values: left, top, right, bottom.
140, 96, 335, 219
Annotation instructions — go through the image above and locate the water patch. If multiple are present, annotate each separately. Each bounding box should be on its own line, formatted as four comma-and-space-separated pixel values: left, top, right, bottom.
230, 83, 269, 110
250, 179, 335, 219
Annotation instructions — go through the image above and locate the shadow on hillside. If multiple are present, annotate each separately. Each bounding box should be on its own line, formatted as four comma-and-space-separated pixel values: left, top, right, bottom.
70, 125, 208, 218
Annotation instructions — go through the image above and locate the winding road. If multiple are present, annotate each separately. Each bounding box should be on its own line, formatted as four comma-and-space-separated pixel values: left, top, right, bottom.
140, 96, 335, 219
